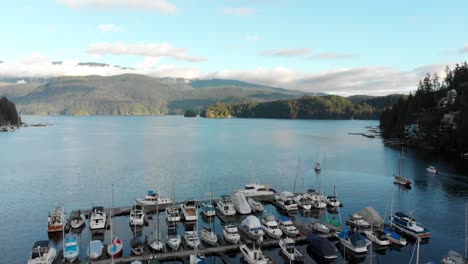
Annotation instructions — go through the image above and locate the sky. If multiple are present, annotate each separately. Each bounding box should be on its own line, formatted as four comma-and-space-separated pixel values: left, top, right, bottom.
0, 0, 467, 95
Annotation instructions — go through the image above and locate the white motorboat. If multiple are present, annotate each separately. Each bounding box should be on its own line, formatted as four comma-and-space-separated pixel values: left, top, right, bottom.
348, 213, 371, 229
136, 189, 172, 206
241, 215, 265, 240
309, 222, 330, 234
314, 163, 321, 172
248, 197, 264, 212
383, 227, 407, 246
129, 205, 145, 226
149, 239, 164, 252
190, 254, 206, 264
185, 230, 200, 249
28, 241, 56, 264
48, 205, 66, 233
216, 195, 236, 216
201, 227, 218, 246
275, 191, 298, 211
232, 191, 251, 214
363, 229, 390, 246
278, 216, 299, 237
223, 224, 240, 244
166, 227, 182, 251
181, 200, 198, 221
89, 206, 106, 230
87, 240, 103, 260
442, 250, 466, 264
240, 243, 269, 264
336, 229, 369, 254
201, 192, 216, 217
70, 210, 85, 230
390, 212, 430, 239
64, 234, 79, 263
130, 237, 144, 256
426, 165, 438, 174
279, 238, 304, 262
261, 214, 282, 239
294, 194, 312, 210
166, 206, 181, 222
304, 189, 327, 209
325, 196, 340, 207
236, 182, 276, 197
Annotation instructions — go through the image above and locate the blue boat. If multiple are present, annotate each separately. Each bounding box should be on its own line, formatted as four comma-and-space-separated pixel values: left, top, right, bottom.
383, 226, 407, 246
390, 212, 430, 239
335, 229, 369, 254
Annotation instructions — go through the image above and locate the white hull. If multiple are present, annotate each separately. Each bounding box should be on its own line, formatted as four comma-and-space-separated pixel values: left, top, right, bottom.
310, 222, 330, 234
223, 224, 240, 244
149, 240, 164, 251
70, 214, 85, 229
166, 236, 181, 250
201, 230, 218, 246
248, 198, 264, 212
240, 244, 269, 264
338, 237, 368, 254
364, 231, 390, 246
387, 235, 407, 246
185, 232, 200, 249
87, 240, 103, 260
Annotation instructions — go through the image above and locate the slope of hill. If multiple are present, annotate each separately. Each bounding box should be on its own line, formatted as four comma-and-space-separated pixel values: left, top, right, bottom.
9, 74, 307, 115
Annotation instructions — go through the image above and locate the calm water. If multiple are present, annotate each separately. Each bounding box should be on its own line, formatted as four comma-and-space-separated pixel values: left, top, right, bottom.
1, 116, 467, 264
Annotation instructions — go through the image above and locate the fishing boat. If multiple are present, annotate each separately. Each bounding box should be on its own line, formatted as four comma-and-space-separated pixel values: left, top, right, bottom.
89, 206, 106, 230
130, 237, 144, 256
232, 191, 251, 214
166, 206, 181, 222
426, 165, 438, 174
181, 200, 198, 221
248, 197, 264, 212
223, 224, 240, 244
201, 227, 218, 246
275, 191, 298, 211
129, 205, 145, 226
63, 234, 79, 263
390, 212, 430, 239
363, 229, 390, 246
279, 238, 304, 262
394, 148, 412, 188
166, 226, 182, 251
28, 241, 56, 264
69, 210, 85, 230
309, 221, 330, 234
48, 205, 66, 233
216, 195, 236, 216
335, 229, 370, 254
261, 214, 282, 239
200, 192, 216, 217
347, 213, 371, 229
278, 216, 299, 237
87, 240, 103, 260
240, 243, 269, 264
236, 182, 276, 197
241, 215, 265, 240
136, 189, 172, 206
307, 234, 337, 260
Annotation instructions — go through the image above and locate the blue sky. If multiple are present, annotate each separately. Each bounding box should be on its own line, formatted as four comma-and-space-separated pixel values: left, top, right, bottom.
0, 0, 467, 95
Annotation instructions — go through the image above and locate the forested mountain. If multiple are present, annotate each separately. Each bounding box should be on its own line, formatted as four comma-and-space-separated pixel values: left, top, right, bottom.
2, 74, 306, 115
202, 94, 400, 119
0, 97, 20, 126
380, 62, 468, 155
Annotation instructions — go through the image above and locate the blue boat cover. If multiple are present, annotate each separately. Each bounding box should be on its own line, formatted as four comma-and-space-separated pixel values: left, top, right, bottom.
147, 190, 157, 196
307, 233, 336, 257
278, 216, 291, 222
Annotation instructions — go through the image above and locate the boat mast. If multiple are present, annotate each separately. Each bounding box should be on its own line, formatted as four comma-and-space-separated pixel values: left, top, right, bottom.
293, 158, 300, 193
111, 184, 114, 264
390, 187, 394, 227
415, 237, 420, 264
465, 203, 467, 260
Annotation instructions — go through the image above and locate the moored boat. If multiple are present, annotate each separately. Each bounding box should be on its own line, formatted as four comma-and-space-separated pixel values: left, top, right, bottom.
166, 226, 182, 251
181, 200, 198, 221
307, 234, 337, 260
28, 241, 56, 264
363, 229, 390, 246
87, 240, 103, 260
48, 205, 66, 233
130, 237, 144, 256
129, 205, 145, 226
136, 189, 172, 206
64, 234, 79, 263
240, 243, 269, 264
309, 221, 330, 234
261, 214, 282, 239
426, 165, 438, 174
394, 148, 412, 188
336, 229, 369, 254
236, 182, 276, 197
383, 226, 407, 246
275, 191, 298, 211
390, 212, 430, 239
294, 194, 312, 210
216, 195, 236, 216
248, 197, 264, 212
166, 205, 181, 222
278, 216, 299, 237
347, 213, 371, 229
241, 215, 265, 240
232, 191, 251, 214
89, 206, 106, 230
279, 237, 304, 262
223, 224, 240, 244
70, 210, 85, 230
107, 237, 123, 258
201, 192, 216, 217
201, 227, 218, 246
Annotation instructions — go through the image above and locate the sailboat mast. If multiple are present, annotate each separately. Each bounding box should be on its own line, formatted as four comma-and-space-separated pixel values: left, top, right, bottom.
111, 184, 114, 264
465, 203, 467, 260
390, 187, 394, 227
415, 237, 420, 264
293, 158, 300, 193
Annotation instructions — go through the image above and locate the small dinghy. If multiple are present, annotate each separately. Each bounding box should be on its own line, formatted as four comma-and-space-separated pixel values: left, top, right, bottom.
130, 237, 144, 256
426, 165, 438, 174
107, 237, 123, 258
70, 210, 85, 230
87, 240, 103, 260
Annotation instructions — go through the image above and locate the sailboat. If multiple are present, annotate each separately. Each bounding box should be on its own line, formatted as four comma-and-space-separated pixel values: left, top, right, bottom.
393, 148, 412, 188
200, 192, 216, 217
107, 185, 123, 258
385, 188, 407, 246
149, 191, 164, 252
166, 225, 182, 251
130, 203, 144, 256
166, 176, 181, 222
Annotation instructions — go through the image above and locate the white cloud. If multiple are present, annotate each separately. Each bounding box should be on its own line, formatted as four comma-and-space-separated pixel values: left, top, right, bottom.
57, 0, 177, 14
98, 24, 122, 32
85, 42, 206, 62
460, 43, 468, 54
246, 34, 262, 41
309, 52, 357, 60
0, 55, 452, 96
221, 7, 256, 16
260, 48, 311, 57
16, 80, 27, 84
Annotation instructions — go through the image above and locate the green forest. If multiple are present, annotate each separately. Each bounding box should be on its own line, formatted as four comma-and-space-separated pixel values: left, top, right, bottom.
0, 97, 20, 126
380, 62, 468, 155
202, 94, 401, 119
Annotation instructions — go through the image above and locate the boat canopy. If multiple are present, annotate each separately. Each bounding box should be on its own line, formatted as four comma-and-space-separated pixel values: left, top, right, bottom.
242, 215, 261, 228
147, 190, 157, 196
278, 216, 292, 222
307, 234, 336, 257
349, 232, 367, 247
92, 206, 104, 212
358, 207, 384, 227
395, 212, 414, 220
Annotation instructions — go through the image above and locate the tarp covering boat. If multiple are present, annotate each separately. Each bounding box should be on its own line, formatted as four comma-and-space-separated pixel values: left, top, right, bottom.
241, 215, 262, 230
307, 234, 337, 259
358, 207, 384, 227
232, 192, 251, 214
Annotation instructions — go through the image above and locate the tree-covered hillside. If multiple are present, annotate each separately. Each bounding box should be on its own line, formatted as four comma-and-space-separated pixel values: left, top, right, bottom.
0, 97, 20, 126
